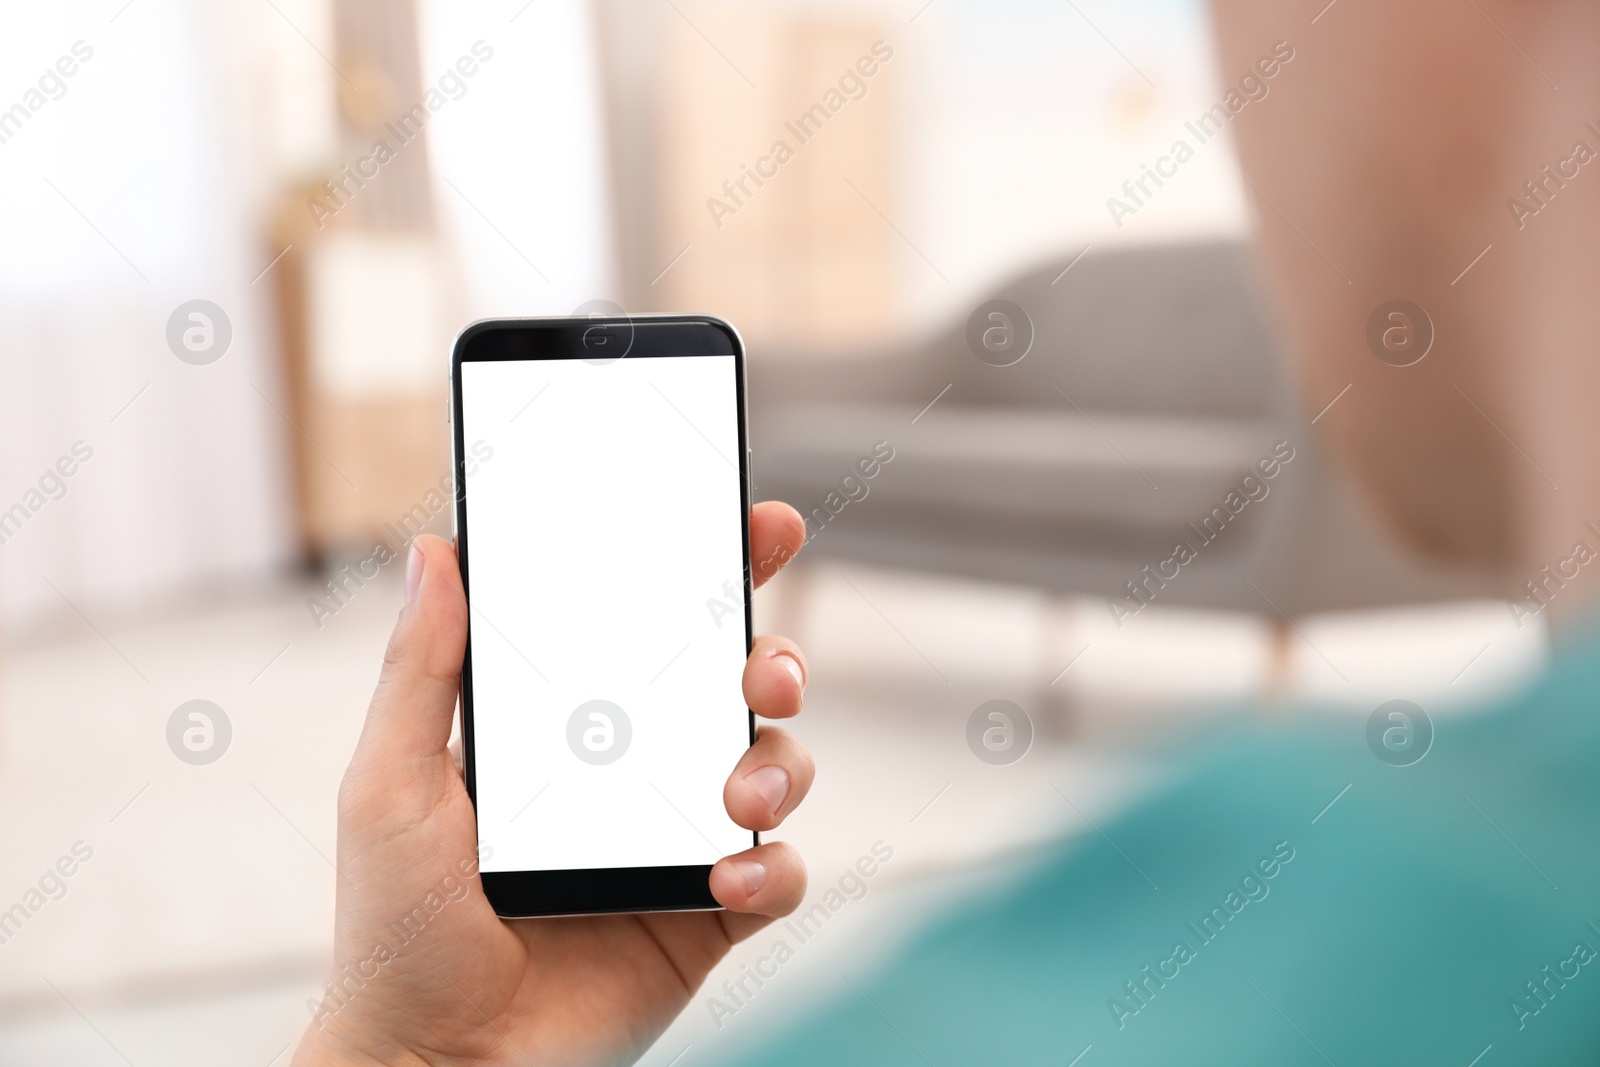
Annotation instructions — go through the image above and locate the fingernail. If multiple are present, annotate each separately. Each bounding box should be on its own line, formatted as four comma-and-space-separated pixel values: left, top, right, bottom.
405, 541, 425, 605
744, 764, 790, 813
771, 651, 805, 692
730, 858, 767, 895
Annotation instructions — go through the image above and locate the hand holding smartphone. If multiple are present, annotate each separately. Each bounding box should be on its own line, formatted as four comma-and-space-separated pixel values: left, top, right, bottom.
297, 312, 811, 1064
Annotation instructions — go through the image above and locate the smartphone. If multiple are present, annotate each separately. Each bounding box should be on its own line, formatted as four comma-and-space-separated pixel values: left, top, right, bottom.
450, 315, 755, 917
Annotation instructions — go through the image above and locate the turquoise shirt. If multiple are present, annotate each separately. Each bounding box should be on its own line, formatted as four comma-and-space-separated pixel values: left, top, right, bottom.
730, 634, 1600, 1065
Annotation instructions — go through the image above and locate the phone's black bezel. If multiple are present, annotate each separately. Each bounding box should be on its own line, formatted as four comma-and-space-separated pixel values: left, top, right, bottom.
450, 315, 756, 918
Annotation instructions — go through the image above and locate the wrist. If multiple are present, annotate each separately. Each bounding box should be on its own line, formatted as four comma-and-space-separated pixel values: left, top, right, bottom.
292, 1024, 438, 1067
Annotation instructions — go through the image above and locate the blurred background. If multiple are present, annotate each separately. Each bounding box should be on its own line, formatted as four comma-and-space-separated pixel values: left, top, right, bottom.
0, 0, 1547, 1062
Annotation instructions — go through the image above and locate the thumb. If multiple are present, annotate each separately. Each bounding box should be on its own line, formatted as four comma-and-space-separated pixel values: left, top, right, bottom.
358, 534, 468, 763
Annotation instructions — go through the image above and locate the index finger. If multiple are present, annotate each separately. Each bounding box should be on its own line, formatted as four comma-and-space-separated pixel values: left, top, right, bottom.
749, 501, 805, 589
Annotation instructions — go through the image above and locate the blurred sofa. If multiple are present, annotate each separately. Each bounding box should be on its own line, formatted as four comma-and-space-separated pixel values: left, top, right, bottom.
748, 240, 1497, 624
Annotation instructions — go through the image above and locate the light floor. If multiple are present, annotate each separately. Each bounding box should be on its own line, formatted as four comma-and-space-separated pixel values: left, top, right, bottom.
0, 562, 1543, 1065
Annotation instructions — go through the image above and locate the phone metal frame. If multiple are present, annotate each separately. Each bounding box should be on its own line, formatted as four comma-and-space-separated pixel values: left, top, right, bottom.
449, 314, 756, 918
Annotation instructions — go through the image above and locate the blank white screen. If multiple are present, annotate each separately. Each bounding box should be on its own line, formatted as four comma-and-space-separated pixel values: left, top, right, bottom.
460, 353, 750, 872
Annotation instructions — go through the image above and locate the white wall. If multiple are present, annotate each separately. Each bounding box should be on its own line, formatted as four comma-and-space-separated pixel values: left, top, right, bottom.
894, 0, 1248, 334
418, 0, 617, 319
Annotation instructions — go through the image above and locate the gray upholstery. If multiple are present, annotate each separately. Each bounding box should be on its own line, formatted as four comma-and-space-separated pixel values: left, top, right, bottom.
749, 240, 1498, 617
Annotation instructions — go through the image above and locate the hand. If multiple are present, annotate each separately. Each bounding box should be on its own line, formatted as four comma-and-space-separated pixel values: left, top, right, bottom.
293, 502, 812, 1067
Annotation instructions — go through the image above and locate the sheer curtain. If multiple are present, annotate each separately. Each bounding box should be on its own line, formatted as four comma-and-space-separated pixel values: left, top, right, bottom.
0, 2, 294, 633
0, 0, 617, 635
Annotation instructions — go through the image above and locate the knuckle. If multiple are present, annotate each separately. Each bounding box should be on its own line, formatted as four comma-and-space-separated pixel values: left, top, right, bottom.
336, 765, 369, 821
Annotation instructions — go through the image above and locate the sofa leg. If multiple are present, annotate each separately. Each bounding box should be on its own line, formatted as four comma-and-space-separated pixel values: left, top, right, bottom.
1264, 616, 1295, 705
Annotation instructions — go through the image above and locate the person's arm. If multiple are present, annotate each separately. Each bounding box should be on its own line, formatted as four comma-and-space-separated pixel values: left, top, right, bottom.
295, 503, 812, 1067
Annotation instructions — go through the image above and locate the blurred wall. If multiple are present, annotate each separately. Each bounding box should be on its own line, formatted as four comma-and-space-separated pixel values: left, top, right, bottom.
420, 0, 614, 320
597, 0, 1248, 357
